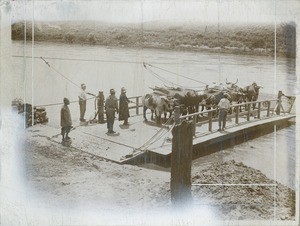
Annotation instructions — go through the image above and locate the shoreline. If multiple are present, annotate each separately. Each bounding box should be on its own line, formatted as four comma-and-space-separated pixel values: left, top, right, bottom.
11, 21, 296, 59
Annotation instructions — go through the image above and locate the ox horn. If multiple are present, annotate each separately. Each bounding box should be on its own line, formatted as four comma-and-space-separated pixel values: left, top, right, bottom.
234, 78, 238, 84
226, 78, 229, 84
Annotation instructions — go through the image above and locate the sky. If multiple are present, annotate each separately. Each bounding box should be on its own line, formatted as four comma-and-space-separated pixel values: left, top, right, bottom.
11, 0, 300, 24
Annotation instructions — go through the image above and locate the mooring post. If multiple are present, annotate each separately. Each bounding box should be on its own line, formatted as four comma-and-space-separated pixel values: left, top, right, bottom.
136, 97, 139, 115
171, 120, 193, 208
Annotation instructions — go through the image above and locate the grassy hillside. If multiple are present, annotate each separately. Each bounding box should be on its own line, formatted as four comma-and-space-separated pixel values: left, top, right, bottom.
11, 21, 296, 58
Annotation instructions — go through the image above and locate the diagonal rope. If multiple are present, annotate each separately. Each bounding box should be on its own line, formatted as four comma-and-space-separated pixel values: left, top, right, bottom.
143, 62, 206, 90
145, 65, 183, 87
41, 57, 81, 89
144, 62, 208, 85
134, 116, 174, 153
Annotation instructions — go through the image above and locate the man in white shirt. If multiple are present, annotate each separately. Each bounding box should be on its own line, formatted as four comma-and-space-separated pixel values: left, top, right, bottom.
218, 93, 231, 131
79, 83, 88, 122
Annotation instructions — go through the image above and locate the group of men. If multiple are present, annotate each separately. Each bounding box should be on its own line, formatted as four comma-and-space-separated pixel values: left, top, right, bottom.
60, 84, 232, 142
60, 83, 131, 142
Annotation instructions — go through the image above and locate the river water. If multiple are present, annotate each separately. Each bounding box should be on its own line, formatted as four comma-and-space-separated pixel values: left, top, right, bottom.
12, 41, 297, 189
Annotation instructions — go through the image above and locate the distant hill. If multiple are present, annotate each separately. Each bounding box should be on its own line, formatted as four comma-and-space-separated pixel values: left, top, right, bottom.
11, 21, 296, 58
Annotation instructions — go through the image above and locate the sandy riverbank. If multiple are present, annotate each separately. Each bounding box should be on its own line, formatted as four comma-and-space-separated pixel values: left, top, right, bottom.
23, 129, 295, 221
12, 21, 296, 58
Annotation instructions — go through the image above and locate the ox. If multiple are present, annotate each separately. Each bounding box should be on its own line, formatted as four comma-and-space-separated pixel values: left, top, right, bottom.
200, 89, 225, 111
142, 93, 173, 124
151, 86, 203, 116
225, 79, 246, 110
243, 82, 262, 109
200, 88, 235, 116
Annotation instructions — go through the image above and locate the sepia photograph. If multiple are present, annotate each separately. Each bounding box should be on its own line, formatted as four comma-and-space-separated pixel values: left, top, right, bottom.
0, 0, 299, 225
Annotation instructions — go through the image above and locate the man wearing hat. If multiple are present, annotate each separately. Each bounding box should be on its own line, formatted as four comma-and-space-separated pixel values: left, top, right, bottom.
217, 93, 231, 131
119, 87, 130, 125
61, 97, 72, 141
105, 89, 119, 133
78, 83, 88, 122
78, 83, 96, 122
96, 91, 105, 123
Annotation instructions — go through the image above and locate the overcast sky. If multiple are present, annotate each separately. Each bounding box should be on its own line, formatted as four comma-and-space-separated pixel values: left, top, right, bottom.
11, 0, 299, 24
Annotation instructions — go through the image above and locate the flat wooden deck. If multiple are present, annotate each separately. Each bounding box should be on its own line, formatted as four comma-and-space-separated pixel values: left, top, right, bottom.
28, 112, 295, 165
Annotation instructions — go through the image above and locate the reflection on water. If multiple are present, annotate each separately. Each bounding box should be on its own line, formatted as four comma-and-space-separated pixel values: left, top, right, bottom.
12, 41, 297, 189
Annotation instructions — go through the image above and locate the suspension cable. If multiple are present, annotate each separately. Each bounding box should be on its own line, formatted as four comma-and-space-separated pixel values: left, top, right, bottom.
144, 64, 183, 88
143, 62, 208, 85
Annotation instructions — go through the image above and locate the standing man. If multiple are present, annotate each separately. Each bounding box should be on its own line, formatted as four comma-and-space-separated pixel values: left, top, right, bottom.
105, 89, 119, 134
119, 87, 130, 125
61, 97, 72, 141
218, 93, 230, 131
78, 83, 87, 122
78, 83, 95, 122
97, 91, 105, 123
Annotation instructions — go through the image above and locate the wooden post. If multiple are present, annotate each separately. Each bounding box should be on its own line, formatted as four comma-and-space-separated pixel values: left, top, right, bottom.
171, 120, 193, 207
247, 104, 251, 121
267, 101, 271, 117
257, 102, 261, 119
136, 97, 139, 115
192, 115, 197, 136
235, 106, 239, 124
276, 91, 283, 115
208, 111, 213, 132
174, 106, 181, 125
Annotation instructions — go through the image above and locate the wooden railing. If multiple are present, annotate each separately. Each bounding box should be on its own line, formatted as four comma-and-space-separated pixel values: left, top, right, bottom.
126, 96, 280, 121
127, 96, 143, 115
125, 95, 294, 136
177, 99, 279, 136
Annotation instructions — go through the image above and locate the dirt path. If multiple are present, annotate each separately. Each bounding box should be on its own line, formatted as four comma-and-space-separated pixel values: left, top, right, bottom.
24, 134, 295, 221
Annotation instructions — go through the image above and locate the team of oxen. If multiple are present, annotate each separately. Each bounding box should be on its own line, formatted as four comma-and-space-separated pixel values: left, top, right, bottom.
142, 80, 262, 124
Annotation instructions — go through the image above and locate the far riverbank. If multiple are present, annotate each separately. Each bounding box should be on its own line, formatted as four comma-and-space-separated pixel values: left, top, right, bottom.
11, 21, 296, 58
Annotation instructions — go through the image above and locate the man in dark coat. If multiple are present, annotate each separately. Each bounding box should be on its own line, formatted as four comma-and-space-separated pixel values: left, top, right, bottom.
119, 87, 130, 125
105, 89, 119, 133
61, 97, 72, 141
97, 91, 105, 123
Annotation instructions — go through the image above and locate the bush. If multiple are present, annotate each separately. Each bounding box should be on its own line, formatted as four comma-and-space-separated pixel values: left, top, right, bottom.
11, 23, 24, 40
64, 33, 75, 44
115, 33, 128, 41
250, 39, 265, 49
87, 33, 97, 45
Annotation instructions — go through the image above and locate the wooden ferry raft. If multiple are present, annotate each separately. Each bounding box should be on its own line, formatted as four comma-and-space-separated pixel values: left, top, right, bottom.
28, 97, 296, 167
